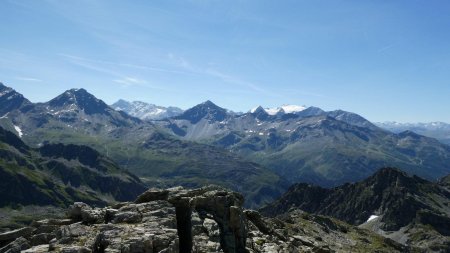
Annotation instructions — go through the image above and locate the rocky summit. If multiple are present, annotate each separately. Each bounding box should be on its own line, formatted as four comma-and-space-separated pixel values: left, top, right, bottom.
0, 186, 408, 253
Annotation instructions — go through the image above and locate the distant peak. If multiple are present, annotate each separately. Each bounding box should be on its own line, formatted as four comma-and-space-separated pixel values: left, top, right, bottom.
201, 100, 217, 106
115, 99, 130, 104
191, 100, 223, 111
48, 88, 109, 115
67, 88, 89, 95
250, 106, 265, 114
177, 100, 227, 123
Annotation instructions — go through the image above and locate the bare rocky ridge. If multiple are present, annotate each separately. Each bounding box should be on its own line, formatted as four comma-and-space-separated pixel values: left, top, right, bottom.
0, 186, 408, 253
261, 168, 450, 251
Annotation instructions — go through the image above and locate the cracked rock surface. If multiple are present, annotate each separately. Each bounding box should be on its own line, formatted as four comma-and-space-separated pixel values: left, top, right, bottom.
0, 186, 408, 253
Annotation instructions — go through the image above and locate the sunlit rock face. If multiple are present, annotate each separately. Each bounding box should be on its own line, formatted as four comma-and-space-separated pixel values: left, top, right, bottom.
0, 186, 411, 253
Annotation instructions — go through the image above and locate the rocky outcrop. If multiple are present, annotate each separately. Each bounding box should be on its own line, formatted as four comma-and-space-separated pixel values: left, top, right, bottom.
0, 186, 408, 253
137, 186, 247, 253
0, 186, 247, 253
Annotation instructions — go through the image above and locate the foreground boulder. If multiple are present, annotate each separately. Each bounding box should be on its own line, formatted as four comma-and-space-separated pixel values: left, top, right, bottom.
0, 186, 409, 253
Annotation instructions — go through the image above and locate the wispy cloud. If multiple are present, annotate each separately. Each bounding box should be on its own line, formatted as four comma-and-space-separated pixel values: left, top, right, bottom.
113, 77, 147, 87
15, 76, 42, 82
205, 69, 268, 94
59, 53, 179, 93
280, 88, 328, 98
377, 43, 397, 54
60, 53, 189, 75
167, 52, 277, 96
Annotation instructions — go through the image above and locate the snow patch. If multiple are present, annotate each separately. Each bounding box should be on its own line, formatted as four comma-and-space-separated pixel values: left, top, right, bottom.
0, 89, 12, 96
280, 104, 307, 113
250, 106, 261, 113
0, 113, 9, 119
14, 125, 23, 137
265, 108, 280, 115
366, 215, 379, 223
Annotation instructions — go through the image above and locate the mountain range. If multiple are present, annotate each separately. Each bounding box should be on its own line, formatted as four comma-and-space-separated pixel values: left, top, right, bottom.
157, 99, 450, 187
261, 167, 450, 251
0, 83, 286, 208
1, 81, 450, 206
377, 121, 450, 145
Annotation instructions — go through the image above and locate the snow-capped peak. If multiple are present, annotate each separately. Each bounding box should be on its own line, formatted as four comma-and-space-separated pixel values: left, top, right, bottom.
250, 105, 306, 115
111, 99, 183, 120
250, 106, 265, 114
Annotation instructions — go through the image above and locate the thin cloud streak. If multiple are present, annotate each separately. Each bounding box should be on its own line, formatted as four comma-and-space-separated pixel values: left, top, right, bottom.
205, 69, 267, 94
59, 53, 179, 93
113, 77, 147, 88
377, 43, 398, 54
167, 53, 280, 97
59, 54, 191, 75
15, 77, 42, 82
280, 88, 328, 98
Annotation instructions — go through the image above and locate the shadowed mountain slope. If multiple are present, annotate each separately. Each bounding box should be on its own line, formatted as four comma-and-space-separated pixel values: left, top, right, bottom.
261, 168, 450, 251
0, 126, 146, 207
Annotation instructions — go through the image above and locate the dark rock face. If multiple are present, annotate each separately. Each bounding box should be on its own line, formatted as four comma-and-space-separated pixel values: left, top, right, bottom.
261, 168, 450, 251
261, 168, 441, 227
250, 106, 269, 121
176, 100, 228, 124
47, 89, 110, 116
0, 126, 29, 154
0, 83, 31, 116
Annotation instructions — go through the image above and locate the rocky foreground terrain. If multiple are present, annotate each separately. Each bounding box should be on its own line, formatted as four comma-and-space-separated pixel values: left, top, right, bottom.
0, 186, 410, 253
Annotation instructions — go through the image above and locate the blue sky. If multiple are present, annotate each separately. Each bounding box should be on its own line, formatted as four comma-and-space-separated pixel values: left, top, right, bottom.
1, 0, 450, 122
